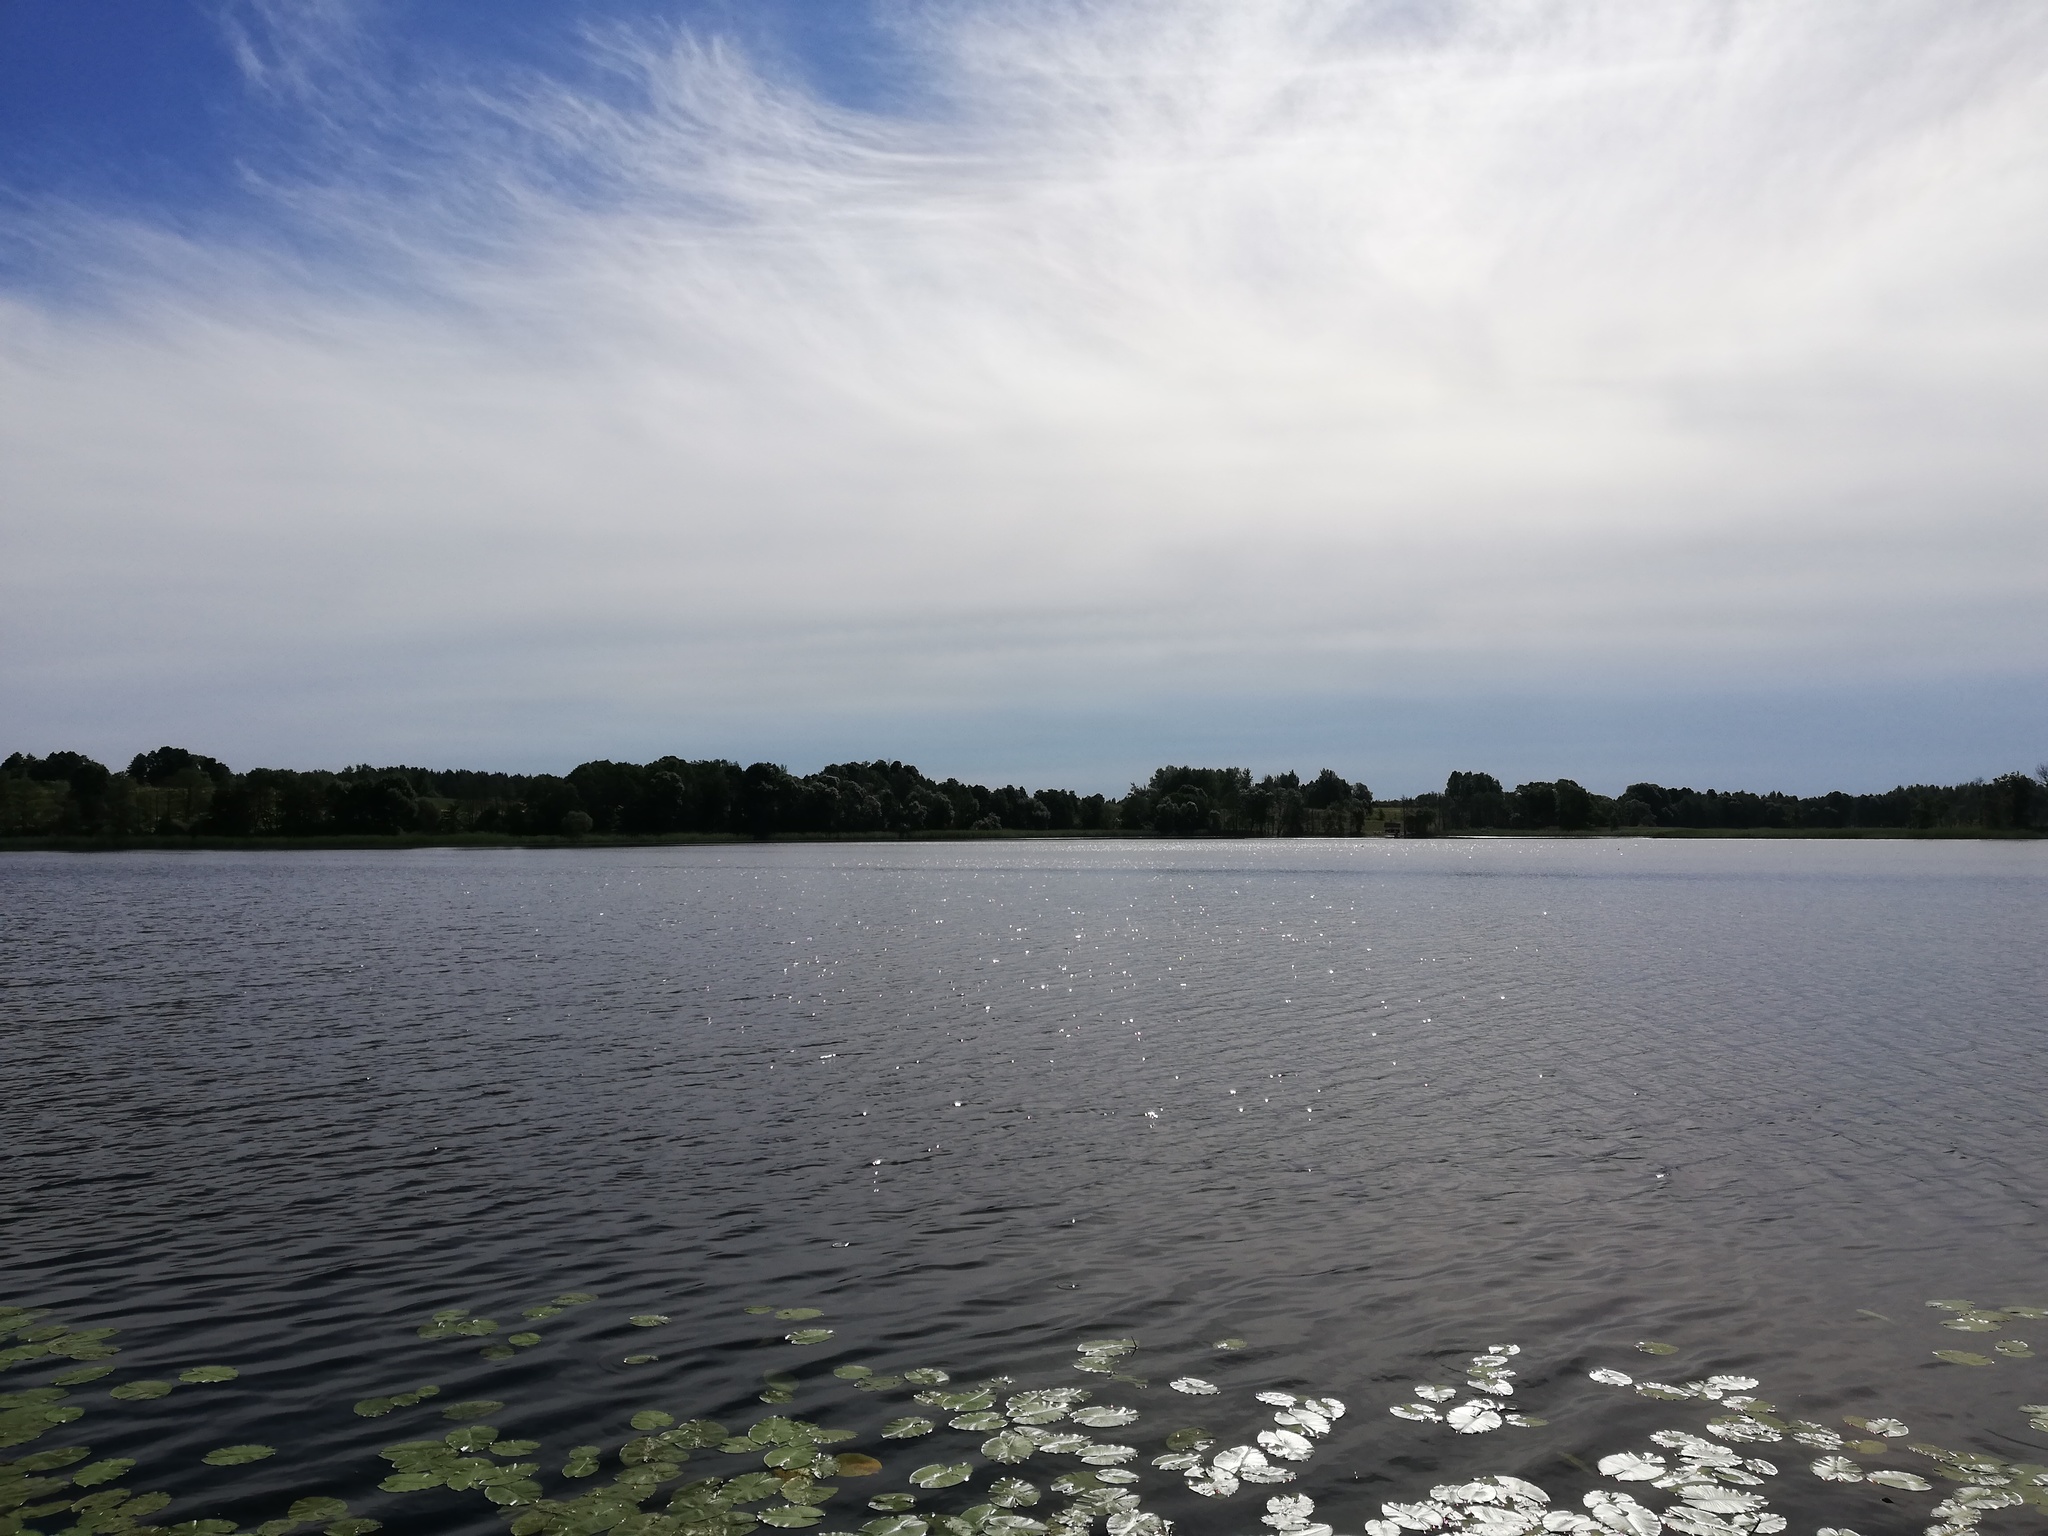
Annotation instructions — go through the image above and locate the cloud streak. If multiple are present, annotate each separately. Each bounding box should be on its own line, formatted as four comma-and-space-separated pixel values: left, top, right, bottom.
3, 0, 2045, 782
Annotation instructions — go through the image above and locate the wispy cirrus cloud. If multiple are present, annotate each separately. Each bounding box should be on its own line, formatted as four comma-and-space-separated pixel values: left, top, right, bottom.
2, 1, 2044, 783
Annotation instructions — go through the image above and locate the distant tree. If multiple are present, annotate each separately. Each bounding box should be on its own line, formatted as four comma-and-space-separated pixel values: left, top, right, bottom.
1300, 769, 1351, 810
1554, 779, 1593, 831
127, 747, 231, 786
1512, 781, 1558, 829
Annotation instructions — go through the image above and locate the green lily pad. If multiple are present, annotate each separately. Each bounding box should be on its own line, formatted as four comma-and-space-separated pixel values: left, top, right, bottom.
883, 1419, 935, 1439
981, 1433, 1035, 1464
988, 1479, 1039, 1509
381, 1470, 444, 1492
1635, 1341, 1678, 1355
1996, 1340, 2034, 1357
52, 1366, 115, 1386
837, 1454, 884, 1477
204, 1443, 276, 1465
522, 1305, 563, 1320
910, 1462, 972, 1489
951, 1413, 1006, 1432
555, 1293, 598, 1306
901, 1370, 949, 1386
494, 1439, 542, 1455
286, 1498, 350, 1522
631, 1315, 672, 1328
442, 1400, 505, 1419
858, 1376, 906, 1392
864, 1517, 929, 1536
71, 1457, 135, 1486
871, 1493, 919, 1512
325, 1521, 382, 1536
760, 1506, 825, 1527
110, 1379, 175, 1401
509, 1333, 542, 1348
724, 1472, 785, 1503
787, 1330, 834, 1346
834, 1365, 874, 1380
1934, 1351, 1995, 1366
168, 1521, 239, 1535
1163, 1429, 1212, 1451
480, 1345, 516, 1360
180, 1365, 238, 1383
624, 1354, 659, 1365
633, 1410, 676, 1431
777, 1309, 824, 1322
746, 1306, 778, 1315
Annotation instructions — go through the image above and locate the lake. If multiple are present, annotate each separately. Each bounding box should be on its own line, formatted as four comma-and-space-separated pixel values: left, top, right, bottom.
3, 839, 2046, 1536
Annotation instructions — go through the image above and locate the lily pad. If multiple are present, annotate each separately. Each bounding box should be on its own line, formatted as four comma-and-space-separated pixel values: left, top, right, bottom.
870, 1494, 919, 1512
555, 1293, 598, 1305
777, 1309, 825, 1322
837, 1453, 884, 1477
509, 1333, 542, 1348
1811, 1456, 1862, 1482
52, 1366, 116, 1386
1588, 1369, 1633, 1386
110, 1379, 175, 1401
952, 1413, 1007, 1431
180, 1366, 239, 1383
864, 1518, 929, 1536
1934, 1351, 1995, 1366
910, 1462, 973, 1489
983, 1431, 1037, 1463
989, 1478, 1040, 1508
787, 1330, 835, 1346
72, 1457, 136, 1486
1995, 1340, 2034, 1358
624, 1354, 659, 1365
1444, 1403, 1500, 1435
204, 1444, 276, 1465
1866, 1470, 1931, 1490
1169, 1378, 1216, 1395
1635, 1342, 1678, 1356
1071, 1407, 1137, 1428
442, 1400, 505, 1419
836, 1366, 875, 1380
746, 1305, 777, 1315
1214, 1340, 1248, 1351
630, 1315, 672, 1328
902, 1370, 950, 1386
761, 1506, 826, 1526
287, 1498, 350, 1522
632, 1410, 676, 1431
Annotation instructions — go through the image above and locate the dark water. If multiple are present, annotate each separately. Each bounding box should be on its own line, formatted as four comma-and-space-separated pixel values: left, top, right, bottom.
4, 839, 2046, 1535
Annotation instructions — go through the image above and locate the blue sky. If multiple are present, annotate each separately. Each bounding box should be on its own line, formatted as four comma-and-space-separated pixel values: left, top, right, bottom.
3, 1, 2044, 795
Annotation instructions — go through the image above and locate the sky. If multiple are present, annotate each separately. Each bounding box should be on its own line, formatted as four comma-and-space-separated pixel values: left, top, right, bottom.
2, 0, 2045, 797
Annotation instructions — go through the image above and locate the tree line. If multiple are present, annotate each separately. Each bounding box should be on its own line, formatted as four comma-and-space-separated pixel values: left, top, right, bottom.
0, 747, 2040, 839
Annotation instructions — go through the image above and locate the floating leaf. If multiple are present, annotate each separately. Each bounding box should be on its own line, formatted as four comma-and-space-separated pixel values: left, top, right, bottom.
110, 1379, 174, 1401
1844, 1416, 1908, 1437
952, 1413, 1006, 1432
325, 1521, 382, 1536
522, 1305, 563, 1320
787, 1330, 835, 1346
864, 1517, 929, 1536
1214, 1340, 1248, 1351
1444, 1403, 1501, 1435
204, 1444, 276, 1465
884, 1419, 937, 1439
1169, 1378, 1217, 1395
1071, 1407, 1137, 1428
837, 1453, 884, 1477
630, 1315, 671, 1328
72, 1457, 136, 1486
442, 1400, 505, 1420
761, 1506, 826, 1526
746, 1306, 777, 1316
480, 1344, 516, 1360
180, 1366, 238, 1384
555, 1293, 598, 1305
871, 1494, 919, 1512
989, 1478, 1040, 1508
624, 1354, 659, 1365
1389, 1404, 1440, 1422
1635, 1342, 1678, 1356
52, 1365, 115, 1386
632, 1410, 675, 1431
1811, 1456, 1863, 1482
836, 1365, 875, 1380
1588, 1369, 1633, 1386
910, 1462, 973, 1488
1996, 1340, 2034, 1358
777, 1309, 824, 1322
983, 1431, 1037, 1463
1599, 1453, 1668, 1482
903, 1369, 950, 1386
286, 1498, 350, 1522
1934, 1351, 1995, 1366
1867, 1471, 1931, 1490
1413, 1386, 1458, 1403
509, 1333, 542, 1348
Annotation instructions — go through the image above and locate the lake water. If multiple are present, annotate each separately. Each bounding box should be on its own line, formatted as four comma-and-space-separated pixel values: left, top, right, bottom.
4, 839, 2047, 1536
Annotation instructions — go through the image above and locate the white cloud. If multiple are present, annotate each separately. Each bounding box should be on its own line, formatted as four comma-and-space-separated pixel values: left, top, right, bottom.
3, 0, 2045, 775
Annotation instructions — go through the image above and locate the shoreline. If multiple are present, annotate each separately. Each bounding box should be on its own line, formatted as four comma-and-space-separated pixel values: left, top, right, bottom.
2, 826, 2040, 853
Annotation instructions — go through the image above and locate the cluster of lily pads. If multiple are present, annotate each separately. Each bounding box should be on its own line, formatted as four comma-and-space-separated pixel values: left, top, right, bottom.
6, 1295, 2047, 1536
